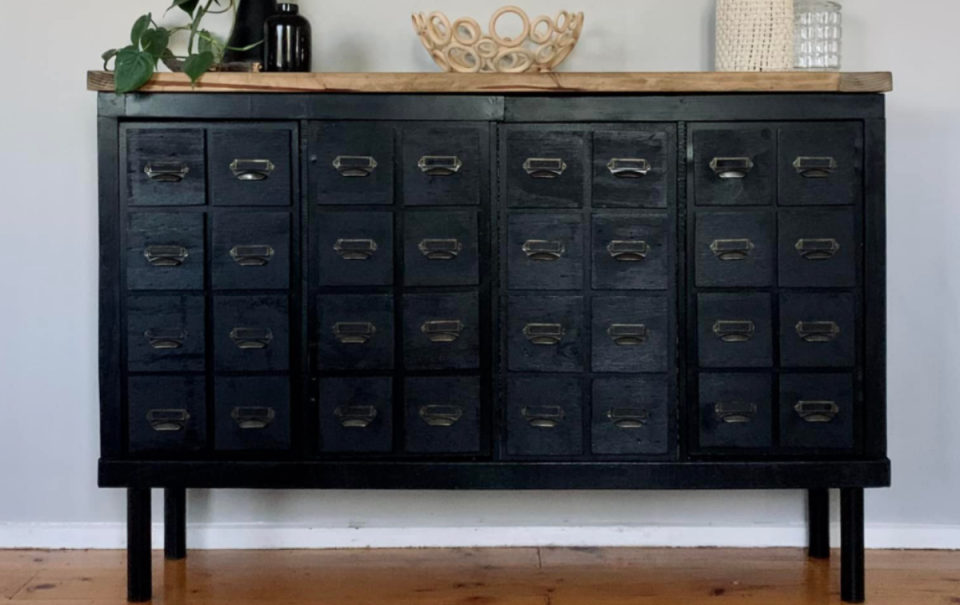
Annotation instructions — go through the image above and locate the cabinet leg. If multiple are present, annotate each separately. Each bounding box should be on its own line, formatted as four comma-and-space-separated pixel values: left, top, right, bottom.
127, 489, 152, 603
808, 489, 831, 559
164, 488, 187, 561
841, 488, 866, 603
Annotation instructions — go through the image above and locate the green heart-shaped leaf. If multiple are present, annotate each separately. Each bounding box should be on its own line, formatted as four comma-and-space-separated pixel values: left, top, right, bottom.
169, 0, 200, 16
183, 51, 215, 85
141, 28, 170, 62
115, 47, 156, 94
131, 13, 152, 48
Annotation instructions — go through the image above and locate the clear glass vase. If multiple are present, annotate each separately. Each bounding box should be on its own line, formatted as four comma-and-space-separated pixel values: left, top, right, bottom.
795, 0, 842, 71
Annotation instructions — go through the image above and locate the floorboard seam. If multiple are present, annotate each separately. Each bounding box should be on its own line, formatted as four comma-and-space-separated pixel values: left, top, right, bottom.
7, 571, 39, 601
537, 547, 543, 569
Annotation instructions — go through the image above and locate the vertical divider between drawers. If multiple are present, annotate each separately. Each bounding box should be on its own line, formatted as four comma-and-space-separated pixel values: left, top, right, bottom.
392, 124, 405, 455
676, 121, 689, 461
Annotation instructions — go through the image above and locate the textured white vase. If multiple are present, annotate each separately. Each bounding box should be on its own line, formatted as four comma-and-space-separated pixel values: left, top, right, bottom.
716, 0, 795, 72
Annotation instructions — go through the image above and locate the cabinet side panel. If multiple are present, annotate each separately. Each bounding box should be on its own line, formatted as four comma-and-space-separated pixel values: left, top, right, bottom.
863, 118, 887, 458
99, 115, 123, 459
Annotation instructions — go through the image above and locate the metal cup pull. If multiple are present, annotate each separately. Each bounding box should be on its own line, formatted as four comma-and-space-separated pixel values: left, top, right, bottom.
231, 407, 276, 430
144, 162, 190, 183
422, 320, 464, 343
229, 327, 274, 350
523, 323, 566, 346
523, 158, 567, 179
419, 239, 463, 260
419, 155, 463, 176
230, 159, 276, 181
419, 405, 464, 427
607, 240, 650, 262
713, 320, 756, 343
710, 157, 755, 179
607, 324, 648, 347
230, 245, 275, 267
335, 405, 378, 428
794, 156, 838, 178
796, 238, 841, 261
334, 239, 378, 261
333, 322, 376, 345
711, 239, 755, 261
522, 240, 565, 262
147, 409, 190, 432
607, 158, 651, 179
333, 156, 378, 178
795, 401, 840, 423
522, 405, 565, 429
608, 408, 650, 429
796, 321, 841, 343
144, 328, 187, 350
144, 245, 189, 267
714, 402, 758, 424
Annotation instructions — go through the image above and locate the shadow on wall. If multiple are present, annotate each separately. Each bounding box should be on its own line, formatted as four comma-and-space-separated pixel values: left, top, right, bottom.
704, 3, 717, 70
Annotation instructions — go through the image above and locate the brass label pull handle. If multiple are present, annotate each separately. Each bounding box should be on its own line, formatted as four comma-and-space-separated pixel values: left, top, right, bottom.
231, 407, 276, 430
230, 245, 275, 267
523, 323, 566, 346
419, 405, 464, 427
422, 320, 464, 343
333, 322, 376, 345
522, 406, 565, 429
607, 324, 648, 346
796, 321, 841, 343
229, 327, 274, 350
147, 409, 190, 432
230, 159, 276, 181
144, 245, 189, 267
607, 158, 651, 179
419, 239, 463, 260
794, 156, 838, 178
711, 239, 755, 261
714, 402, 758, 424
713, 320, 756, 343
523, 158, 567, 179
607, 240, 649, 262
334, 239, 377, 261
144, 162, 190, 183
333, 156, 378, 177
608, 407, 650, 429
796, 238, 841, 260
419, 155, 463, 176
710, 157, 755, 179
522, 240, 565, 262
795, 401, 840, 423
335, 405, 378, 428
144, 328, 187, 350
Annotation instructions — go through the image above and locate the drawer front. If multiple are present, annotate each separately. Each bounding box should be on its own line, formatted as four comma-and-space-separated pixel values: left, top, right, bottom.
698, 373, 773, 449
780, 373, 855, 450
593, 129, 671, 209
507, 376, 583, 457
404, 293, 480, 370
212, 213, 291, 290
404, 211, 480, 286
317, 295, 394, 371
694, 127, 776, 207
128, 376, 207, 453
698, 293, 773, 368
213, 296, 290, 371
592, 213, 669, 291
779, 124, 863, 207
592, 376, 670, 456
313, 123, 394, 206
695, 212, 775, 288
127, 213, 205, 291
591, 295, 669, 373
504, 128, 586, 208
319, 377, 393, 453
780, 293, 857, 368
402, 127, 482, 206
507, 296, 584, 373
779, 209, 857, 288
126, 128, 206, 207
215, 376, 292, 451
127, 295, 205, 372
317, 212, 394, 286
508, 213, 584, 290
209, 128, 293, 207
405, 377, 481, 454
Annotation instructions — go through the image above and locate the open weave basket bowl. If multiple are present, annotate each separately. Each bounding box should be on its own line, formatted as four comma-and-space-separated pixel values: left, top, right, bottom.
413, 6, 584, 73
716, 0, 795, 71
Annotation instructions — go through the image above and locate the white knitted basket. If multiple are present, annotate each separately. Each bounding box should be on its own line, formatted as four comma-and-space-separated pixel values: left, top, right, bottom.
716, 0, 795, 72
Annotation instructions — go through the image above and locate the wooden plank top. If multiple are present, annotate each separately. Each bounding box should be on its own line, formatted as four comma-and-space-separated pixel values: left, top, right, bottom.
87, 70, 893, 94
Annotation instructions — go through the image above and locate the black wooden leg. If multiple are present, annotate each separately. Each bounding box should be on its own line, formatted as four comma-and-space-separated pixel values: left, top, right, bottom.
808, 489, 831, 559
841, 488, 866, 603
164, 488, 187, 561
127, 489, 152, 603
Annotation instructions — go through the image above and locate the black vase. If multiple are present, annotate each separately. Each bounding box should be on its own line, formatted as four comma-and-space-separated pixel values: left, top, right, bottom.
222, 0, 278, 64
263, 3, 312, 72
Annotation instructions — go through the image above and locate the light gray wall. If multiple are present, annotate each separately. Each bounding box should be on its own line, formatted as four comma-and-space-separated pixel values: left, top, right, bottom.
1, 0, 958, 545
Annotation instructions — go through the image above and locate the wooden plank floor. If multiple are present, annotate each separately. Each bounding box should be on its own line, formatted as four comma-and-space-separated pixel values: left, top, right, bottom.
1, 548, 958, 604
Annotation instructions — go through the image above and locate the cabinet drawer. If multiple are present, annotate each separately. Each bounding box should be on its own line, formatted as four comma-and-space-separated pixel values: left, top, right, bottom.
319, 377, 393, 453
312, 123, 394, 206
508, 213, 584, 290
209, 128, 293, 207
317, 212, 394, 286
593, 129, 671, 209
213, 296, 290, 371
404, 211, 480, 286
592, 376, 670, 456
693, 127, 776, 207
779, 209, 857, 288
504, 128, 586, 208
405, 377, 481, 454
779, 293, 857, 368
128, 376, 207, 454
212, 213, 291, 290
507, 296, 584, 373
126, 128, 206, 207
127, 213, 205, 291
402, 127, 481, 206
695, 212, 775, 288
779, 124, 862, 207
127, 295, 205, 372
215, 376, 291, 451
591, 295, 669, 373
592, 213, 670, 291
507, 376, 583, 457
403, 293, 480, 370
698, 373, 773, 450
317, 295, 394, 371
779, 374, 855, 450
698, 293, 773, 368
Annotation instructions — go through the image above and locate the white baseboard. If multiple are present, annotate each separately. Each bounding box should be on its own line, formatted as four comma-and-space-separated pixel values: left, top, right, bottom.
1, 523, 958, 551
